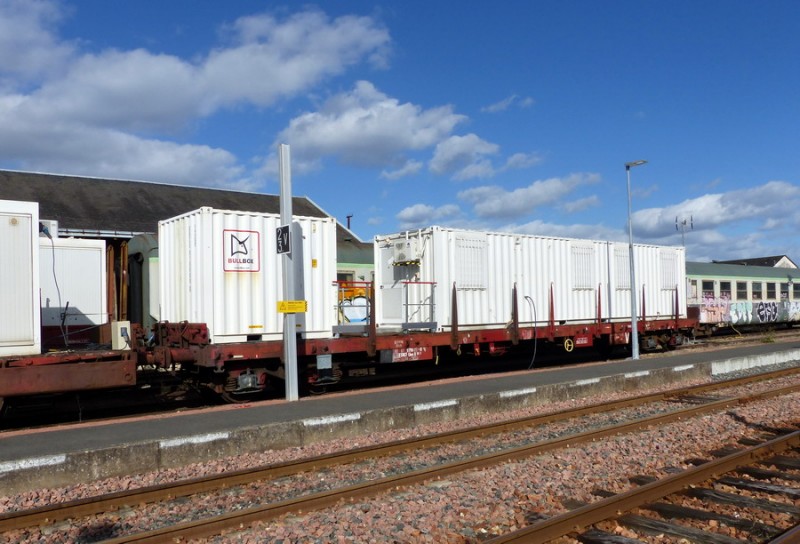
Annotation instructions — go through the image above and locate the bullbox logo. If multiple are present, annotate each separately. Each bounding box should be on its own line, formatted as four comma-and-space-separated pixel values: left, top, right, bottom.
223, 229, 260, 272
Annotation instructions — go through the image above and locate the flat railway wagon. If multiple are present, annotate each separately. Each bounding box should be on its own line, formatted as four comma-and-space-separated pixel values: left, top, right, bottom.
0, 199, 135, 408
1, 201, 697, 406
687, 261, 800, 334
374, 226, 693, 356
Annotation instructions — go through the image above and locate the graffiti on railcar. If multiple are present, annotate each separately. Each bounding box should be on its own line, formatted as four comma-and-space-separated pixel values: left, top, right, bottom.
697, 298, 800, 326
728, 302, 750, 325
790, 301, 800, 322
755, 301, 779, 323
699, 293, 730, 324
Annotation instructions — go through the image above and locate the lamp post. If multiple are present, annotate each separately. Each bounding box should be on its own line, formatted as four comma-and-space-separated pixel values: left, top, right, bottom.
625, 159, 647, 359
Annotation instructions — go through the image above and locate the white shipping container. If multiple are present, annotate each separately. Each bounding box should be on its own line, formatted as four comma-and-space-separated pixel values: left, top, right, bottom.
159, 207, 337, 343
374, 226, 686, 332
39, 237, 107, 327
603, 241, 686, 321
0, 199, 40, 356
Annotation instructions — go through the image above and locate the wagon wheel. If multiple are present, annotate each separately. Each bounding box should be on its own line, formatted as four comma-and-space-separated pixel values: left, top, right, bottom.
220, 390, 261, 404
308, 384, 328, 396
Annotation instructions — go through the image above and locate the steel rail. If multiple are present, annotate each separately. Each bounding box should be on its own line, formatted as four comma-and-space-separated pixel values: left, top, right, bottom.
770, 523, 800, 543
96, 382, 800, 543
483, 430, 800, 543
1, 366, 799, 535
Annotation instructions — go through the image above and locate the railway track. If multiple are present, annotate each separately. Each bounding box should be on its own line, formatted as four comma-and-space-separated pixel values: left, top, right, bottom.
2, 366, 800, 542
485, 430, 800, 543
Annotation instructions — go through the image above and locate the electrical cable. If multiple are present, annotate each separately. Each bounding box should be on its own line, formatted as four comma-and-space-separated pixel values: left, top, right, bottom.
524, 295, 538, 369
41, 224, 69, 348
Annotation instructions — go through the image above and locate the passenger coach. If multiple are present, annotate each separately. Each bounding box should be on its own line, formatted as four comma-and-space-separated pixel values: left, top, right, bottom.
686, 261, 800, 333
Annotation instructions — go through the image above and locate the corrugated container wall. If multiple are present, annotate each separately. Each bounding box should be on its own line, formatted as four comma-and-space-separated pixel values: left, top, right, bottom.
374, 226, 686, 332
39, 237, 107, 327
604, 242, 686, 322
159, 207, 336, 343
0, 199, 40, 356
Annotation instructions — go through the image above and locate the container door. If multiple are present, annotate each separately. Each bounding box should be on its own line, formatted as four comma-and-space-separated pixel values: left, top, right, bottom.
0, 203, 40, 355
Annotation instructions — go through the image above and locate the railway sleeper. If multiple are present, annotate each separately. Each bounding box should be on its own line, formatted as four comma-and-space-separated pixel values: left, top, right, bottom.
685, 487, 800, 515
738, 466, 800, 482
615, 513, 746, 544
717, 475, 800, 498
585, 469, 795, 541
767, 455, 800, 470
565, 497, 779, 543
643, 502, 780, 539
576, 528, 647, 543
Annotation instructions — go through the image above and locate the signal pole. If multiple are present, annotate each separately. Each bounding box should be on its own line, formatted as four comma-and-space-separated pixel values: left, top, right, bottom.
279, 144, 299, 401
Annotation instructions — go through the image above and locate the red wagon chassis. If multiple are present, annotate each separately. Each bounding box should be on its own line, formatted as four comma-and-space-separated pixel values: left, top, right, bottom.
1, 284, 695, 400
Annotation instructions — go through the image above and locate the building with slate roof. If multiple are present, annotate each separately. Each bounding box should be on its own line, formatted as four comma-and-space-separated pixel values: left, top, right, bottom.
0, 168, 365, 245
1, 169, 373, 327
0, 169, 372, 267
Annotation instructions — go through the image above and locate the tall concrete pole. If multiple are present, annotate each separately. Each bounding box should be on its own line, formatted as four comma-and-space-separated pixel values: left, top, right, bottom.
279, 144, 299, 400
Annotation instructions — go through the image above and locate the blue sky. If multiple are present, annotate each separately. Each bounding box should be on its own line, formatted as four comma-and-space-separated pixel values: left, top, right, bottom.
1, 1, 799, 262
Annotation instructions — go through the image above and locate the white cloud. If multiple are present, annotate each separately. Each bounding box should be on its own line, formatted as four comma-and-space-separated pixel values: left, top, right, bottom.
0, 3, 391, 187
615, 180, 800, 260
429, 133, 499, 180
561, 195, 600, 213
632, 180, 800, 238
2, 121, 246, 189
0, 0, 75, 86
275, 81, 466, 172
205, 11, 390, 109
0, 2, 530, 190
396, 202, 460, 229
502, 152, 544, 170
32, 49, 203, 131
481, 94, 535, 113
458, 173, 601, 219
518, 96, 535, 108
504, 219, 624, 242
273, 87, 533, 181
452, 158, 495, 181
380, 159, 423, 180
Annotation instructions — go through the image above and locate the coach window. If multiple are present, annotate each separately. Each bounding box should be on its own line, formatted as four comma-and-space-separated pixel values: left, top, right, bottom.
767, 282, 776, 300
736, 281, 748, 300
780, 283, 789, 300
701, 280, 714, 299
752, 282, 763, 301
719, 281, 731, 300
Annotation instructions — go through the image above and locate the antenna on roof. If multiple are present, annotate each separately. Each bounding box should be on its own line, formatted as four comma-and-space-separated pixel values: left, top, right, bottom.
675, 215, 693, 246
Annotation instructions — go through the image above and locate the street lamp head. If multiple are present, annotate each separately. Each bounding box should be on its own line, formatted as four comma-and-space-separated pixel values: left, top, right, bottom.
625, 160, 648, 169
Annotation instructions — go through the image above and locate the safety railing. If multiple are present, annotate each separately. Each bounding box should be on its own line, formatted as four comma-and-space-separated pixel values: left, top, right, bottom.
333, 280, 372, 335
401, 281, 437, 332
